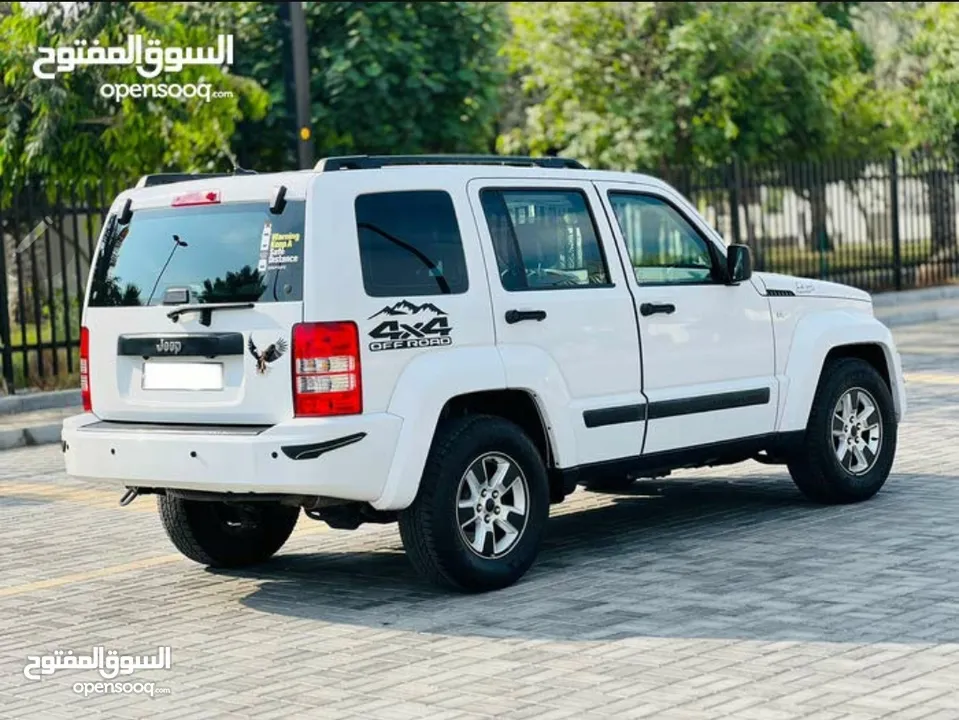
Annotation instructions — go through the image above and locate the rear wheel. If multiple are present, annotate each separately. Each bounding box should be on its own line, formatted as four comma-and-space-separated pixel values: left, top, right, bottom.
788, 358, 897, 504
158, 496, 299, 568
399, 415, 550, 593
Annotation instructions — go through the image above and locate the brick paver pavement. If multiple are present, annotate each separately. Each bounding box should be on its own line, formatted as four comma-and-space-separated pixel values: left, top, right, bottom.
1, 318, 958, 719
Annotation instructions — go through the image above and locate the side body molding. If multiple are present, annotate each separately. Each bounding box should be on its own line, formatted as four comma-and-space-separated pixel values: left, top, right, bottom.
777, 310, 906, 433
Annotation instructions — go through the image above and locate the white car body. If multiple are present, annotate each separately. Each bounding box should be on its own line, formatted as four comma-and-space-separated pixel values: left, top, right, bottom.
62, 160, 906, 513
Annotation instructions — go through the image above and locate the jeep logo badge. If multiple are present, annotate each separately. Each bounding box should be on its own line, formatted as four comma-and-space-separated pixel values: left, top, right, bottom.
155, 339, 183, 354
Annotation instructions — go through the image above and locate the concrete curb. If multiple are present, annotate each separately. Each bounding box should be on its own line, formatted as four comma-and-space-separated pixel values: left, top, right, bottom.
876, 303, 959, 328
0, 389, 81, 416
0, 422, 63, 452
871, 285, 959, 308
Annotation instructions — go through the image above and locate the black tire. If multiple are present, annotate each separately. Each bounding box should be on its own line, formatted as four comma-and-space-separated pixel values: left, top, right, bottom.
398, 415, 550, 593
158, 496, 299, 568
788, 357, 897, 504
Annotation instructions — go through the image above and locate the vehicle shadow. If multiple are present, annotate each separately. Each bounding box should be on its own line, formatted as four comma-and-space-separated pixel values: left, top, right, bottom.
220, 472, 959, 645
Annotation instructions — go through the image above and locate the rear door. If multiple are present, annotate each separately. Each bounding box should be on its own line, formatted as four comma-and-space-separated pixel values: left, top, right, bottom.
83, 187, 306, 425
468, 179, 645, 466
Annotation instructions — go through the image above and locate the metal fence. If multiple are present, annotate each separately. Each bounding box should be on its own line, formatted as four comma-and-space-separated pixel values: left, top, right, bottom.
0, 184, 115, 392
658, 152, 959, 292
2, 150, 959, 391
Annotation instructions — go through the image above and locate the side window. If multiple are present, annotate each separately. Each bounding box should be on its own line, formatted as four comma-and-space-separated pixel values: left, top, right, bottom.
608, 193, 718, 285
356, 190, 469, 297
480, 189, 610, 291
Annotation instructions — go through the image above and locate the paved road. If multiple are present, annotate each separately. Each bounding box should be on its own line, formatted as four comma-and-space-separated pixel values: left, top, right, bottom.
2, 320, 959, 719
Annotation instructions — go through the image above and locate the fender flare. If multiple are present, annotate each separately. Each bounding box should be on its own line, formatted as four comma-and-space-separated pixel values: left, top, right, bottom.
370, 345, 579, 511
777, 310, 905, 433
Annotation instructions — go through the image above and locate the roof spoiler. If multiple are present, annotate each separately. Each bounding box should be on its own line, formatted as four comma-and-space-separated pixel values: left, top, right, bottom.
135, 173, 231, 188
135, 167, 257, 188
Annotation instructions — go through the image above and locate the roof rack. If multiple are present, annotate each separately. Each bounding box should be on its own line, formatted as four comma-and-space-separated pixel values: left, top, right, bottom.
313, 155, 586, 171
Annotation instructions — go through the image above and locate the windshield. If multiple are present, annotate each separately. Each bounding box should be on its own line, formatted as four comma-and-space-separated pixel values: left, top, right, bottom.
87, 201, 305, 308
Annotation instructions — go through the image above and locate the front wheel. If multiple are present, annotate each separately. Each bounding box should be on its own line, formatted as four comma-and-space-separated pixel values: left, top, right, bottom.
399, 415, 550, 593
788, 358, 897, 504
158, 496, 299, 568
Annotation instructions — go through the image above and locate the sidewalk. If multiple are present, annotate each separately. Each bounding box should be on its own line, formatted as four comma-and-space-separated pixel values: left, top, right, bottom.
871, 284, 959, 327
0, 285, 957, 452
0, 389, 80, 451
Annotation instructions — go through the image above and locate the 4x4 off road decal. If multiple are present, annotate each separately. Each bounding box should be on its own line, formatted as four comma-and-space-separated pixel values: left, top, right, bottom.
367, 301, 452, 352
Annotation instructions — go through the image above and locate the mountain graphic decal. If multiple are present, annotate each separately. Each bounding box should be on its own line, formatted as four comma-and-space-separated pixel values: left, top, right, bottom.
368, 300, 447, 319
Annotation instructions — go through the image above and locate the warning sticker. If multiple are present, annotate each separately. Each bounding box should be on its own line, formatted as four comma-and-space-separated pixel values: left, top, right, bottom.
267, 231, 301, 268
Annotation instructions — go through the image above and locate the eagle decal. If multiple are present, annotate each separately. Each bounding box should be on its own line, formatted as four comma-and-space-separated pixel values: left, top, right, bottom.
248, 336, 288, 374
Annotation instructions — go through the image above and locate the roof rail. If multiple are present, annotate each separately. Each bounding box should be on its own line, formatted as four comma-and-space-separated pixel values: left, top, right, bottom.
313, 155, 586, 171
135, 173, 232, 188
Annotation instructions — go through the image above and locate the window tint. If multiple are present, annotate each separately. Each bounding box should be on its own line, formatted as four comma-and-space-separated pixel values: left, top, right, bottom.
608, 193, 717, 285
480, 189, 609, 291
356, 191, 468, 297
87, 201, 305, 308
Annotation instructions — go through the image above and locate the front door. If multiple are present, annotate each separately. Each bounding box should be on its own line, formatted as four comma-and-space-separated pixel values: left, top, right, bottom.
595, 182, 778, 455
467, 179, 644, 467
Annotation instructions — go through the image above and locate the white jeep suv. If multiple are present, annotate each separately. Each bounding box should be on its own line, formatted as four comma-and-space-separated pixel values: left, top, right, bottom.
62, 155, 906, 592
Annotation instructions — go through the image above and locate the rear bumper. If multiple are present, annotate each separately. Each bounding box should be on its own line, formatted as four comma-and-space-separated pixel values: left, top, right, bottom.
61, 412, 403, 502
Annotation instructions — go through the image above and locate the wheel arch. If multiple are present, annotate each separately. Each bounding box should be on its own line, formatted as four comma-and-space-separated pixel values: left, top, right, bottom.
778, 311, 905, 433
823, 343, 892, 390
371, 347, 575, 511
439, 389, 571, 503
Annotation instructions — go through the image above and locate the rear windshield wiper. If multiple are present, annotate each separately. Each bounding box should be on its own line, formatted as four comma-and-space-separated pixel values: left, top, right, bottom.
356, 222, 452, 294
167, 302, 255, 327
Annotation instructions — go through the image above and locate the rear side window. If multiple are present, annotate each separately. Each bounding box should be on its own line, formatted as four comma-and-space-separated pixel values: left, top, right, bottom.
480, 189, 610, 291
87, 201, 306, 307
355, 191, 469, 297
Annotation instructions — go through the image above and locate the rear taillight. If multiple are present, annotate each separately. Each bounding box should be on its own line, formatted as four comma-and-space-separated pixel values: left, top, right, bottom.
291, 322, 362, 416
80, 326, 92, 412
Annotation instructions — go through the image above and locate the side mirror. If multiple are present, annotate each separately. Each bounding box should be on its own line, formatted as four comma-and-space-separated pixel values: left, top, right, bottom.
726, 244, 752, 284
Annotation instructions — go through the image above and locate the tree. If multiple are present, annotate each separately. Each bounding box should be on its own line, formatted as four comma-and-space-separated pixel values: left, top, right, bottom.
500, 2, 904, 249
896, 2, 959, 254
502, 2, 900, 168
191, 2, 509, 172
0, 1, 269, 199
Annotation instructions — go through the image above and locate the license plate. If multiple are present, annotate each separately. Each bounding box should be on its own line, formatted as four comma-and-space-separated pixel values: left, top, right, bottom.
142, 362, 224, 391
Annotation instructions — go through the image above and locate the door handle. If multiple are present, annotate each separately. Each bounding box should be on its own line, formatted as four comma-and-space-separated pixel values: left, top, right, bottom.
505, 309, 547, 324
640, 302, 676, 317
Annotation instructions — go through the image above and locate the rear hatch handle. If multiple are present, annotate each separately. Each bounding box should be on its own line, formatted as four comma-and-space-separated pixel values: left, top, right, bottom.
166, 302, 255, 327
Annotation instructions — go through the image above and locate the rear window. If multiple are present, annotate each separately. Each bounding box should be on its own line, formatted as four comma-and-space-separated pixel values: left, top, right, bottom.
355, 190, 469, 297
87, 201, 306, 307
